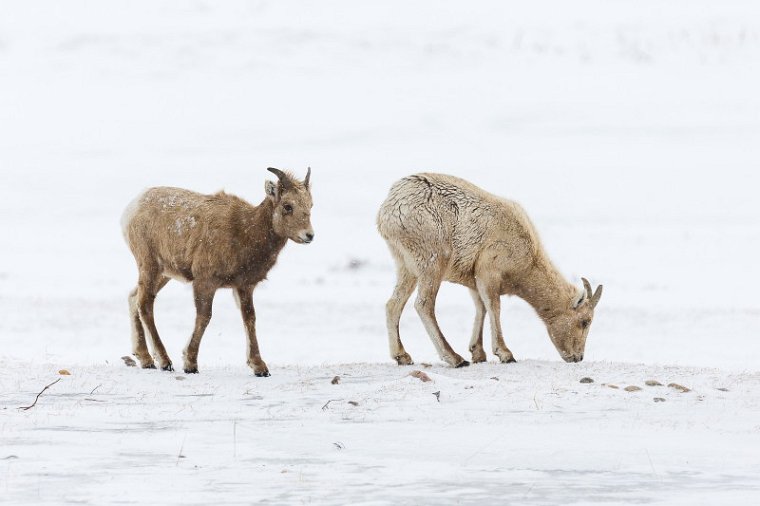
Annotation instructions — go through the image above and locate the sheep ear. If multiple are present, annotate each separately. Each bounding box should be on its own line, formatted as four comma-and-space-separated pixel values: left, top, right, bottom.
265, 180, 279, 201
572, 288, 586, 309
591, 284, 603, 308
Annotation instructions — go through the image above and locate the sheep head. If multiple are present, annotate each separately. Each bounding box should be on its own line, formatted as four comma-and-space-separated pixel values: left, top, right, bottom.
545, 277, 603, 363
265, 167, 314, 244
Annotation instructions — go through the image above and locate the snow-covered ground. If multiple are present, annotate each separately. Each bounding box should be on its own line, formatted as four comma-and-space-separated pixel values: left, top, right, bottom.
1, 1, 759, 504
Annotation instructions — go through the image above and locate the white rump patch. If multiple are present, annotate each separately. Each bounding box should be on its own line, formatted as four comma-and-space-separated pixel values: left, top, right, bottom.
120, 190, 146, 242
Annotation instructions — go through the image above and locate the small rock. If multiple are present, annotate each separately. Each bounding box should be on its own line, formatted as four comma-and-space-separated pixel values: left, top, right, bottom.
409, 370, 432, 382
490, 376, 499, 381
331, 376, 340, 385
579, 377, 594, 384
175, 376, 186, 381
624, 385, 642, 392
653, 397, 666, 403
668, 383, 691, 393
604, 384, 619, 389
347, 400, 359, 406
58, 369, 71, 376
420, 363, 432, 368
121, 356, 137, 367
716, 387, 729, 392
645, 380, 663, 387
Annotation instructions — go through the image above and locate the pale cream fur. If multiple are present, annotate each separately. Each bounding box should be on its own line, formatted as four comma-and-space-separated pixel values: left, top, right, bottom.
377, 173, 602, 367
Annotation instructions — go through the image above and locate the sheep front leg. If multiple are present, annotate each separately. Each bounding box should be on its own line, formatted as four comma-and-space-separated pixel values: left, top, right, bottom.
234, 286, 270, 377
476, 280, 516, 364
468, 288, 487, 363
182, 281, 216, 374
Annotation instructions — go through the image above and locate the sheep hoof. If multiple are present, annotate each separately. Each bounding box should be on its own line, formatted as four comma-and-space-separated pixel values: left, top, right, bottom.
501, 357, 517, 364
161, 363, 174, 372
254, 370, 271, 378
183, 367, 199, 374
455, 359, 470, 368
142, 363, 157, 370
395, 353, 414, 366
470, 349, 487, 363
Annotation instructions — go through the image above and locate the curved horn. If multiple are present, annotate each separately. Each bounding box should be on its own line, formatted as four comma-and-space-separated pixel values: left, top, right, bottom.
304, 166, 311, 189
267, 167, 292, 190
581, 277, 593, 300
591, 284, 603, 308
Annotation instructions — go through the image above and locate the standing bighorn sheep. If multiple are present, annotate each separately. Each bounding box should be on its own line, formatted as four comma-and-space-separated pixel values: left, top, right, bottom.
121, 168, 314, 376
377, 173, 602, 367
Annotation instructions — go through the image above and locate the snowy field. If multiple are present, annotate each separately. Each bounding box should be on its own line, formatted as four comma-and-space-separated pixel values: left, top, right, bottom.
1, 0, 760, 504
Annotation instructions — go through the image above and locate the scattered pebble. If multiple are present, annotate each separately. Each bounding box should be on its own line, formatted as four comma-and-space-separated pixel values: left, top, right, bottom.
331, 376, 340, 385
668, 383, 691, 393
409, 370, 432, 382
653, 397, 666, 403
604, 384, 619, 389
490, 377, 499, 381
58, 369, 71, 376
347, 401, 359, 406
645, 380, 663, 387
175, 376, 186, 381
121, 356, 137, 367
579, 377, 594, 384
716, 387, 729, 392
624, 386, 642, 392
420, 363, 432, 368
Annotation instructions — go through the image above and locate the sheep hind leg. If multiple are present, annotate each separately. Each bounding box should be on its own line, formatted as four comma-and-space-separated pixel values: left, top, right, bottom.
128, 286, 154, 368
137, 273, 173, 371
468, 288, 487, 363
385, 264, 417, 366
414, 270, 469, 368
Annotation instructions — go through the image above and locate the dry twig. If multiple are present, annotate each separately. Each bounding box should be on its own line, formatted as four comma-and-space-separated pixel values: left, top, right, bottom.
18, 379, 61, 411
322, 399, 341, 411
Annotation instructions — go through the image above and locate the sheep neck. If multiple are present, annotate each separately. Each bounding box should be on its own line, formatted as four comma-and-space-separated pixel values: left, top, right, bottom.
513, 259, 576, 323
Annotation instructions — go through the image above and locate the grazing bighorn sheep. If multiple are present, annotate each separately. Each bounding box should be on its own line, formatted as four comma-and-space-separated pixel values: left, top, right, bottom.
377, 173, 602, 367
121, 168, 314, 376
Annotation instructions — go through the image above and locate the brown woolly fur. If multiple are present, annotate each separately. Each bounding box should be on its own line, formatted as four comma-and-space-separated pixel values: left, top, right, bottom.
121, 167, 314, 376
377, 173, 602, 367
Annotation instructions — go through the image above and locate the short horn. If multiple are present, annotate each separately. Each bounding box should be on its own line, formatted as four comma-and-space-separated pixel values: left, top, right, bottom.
304, 166, 311, 189
591, 284, 603, 308
582, 277, 593, 300
267, 167, 292, 189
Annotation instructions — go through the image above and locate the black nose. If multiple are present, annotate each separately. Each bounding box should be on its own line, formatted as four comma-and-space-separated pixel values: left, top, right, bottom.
305, 232, 314, 242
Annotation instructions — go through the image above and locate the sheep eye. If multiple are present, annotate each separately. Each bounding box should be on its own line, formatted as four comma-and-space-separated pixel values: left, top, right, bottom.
283, 204, 293, 214
580, 320, 590, 329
